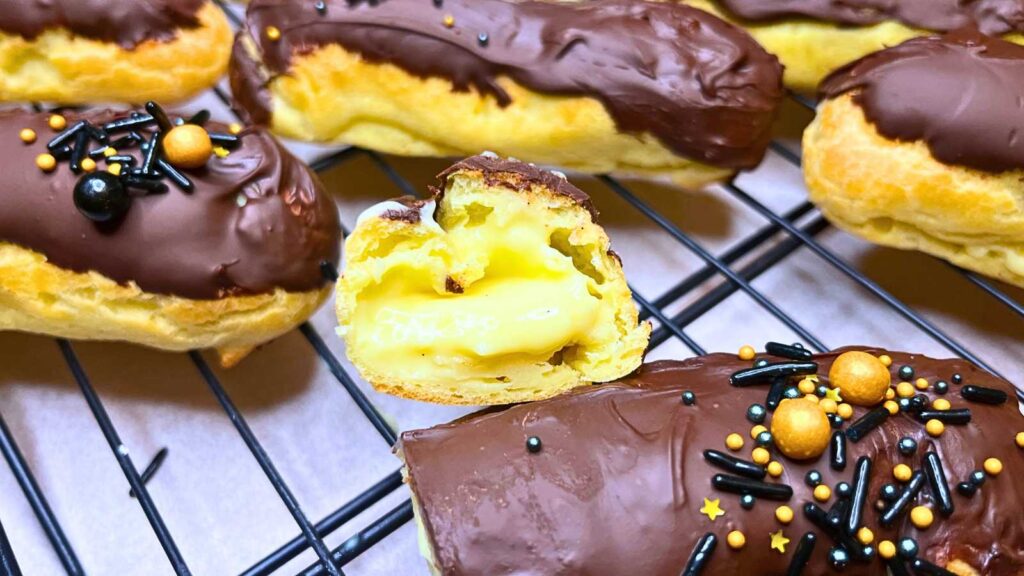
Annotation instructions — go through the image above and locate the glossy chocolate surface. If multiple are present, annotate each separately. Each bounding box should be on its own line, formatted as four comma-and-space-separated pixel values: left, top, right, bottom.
821, 29, 1024, 174
714, 0, 1024, 35
0, 0, 205, 48
231, 0, 784, 169
401, 349, 1024, 575
0, 109, 340, 300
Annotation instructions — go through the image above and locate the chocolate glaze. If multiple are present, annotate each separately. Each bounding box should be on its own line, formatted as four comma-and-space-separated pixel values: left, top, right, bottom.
0, 109, 340, 300
0, 0, 205, 48
820, 29, 1024, 174
230, 0, 784, 170
400, 349, 1024, 575
713, 0, 1024, 35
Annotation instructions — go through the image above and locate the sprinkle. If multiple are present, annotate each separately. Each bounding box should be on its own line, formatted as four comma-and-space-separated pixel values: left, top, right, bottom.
48, 114, 67, 131
819, 399, 838, 414
725, 433, 744, 451
910, 506, 934, 529
699, 497, 725, 521
228, 122, 243, 135
923, 452, 954, 516
738, 345, 756, 360
805, 470, 823, 487
813, 484, 831, 502
798, 378, 816, 395
878, 354, 893, 367
80, 158, 96, 173
477, 32, 489, 46
755, 431, 773, 446
935, 380, 949, 394
915, 378, 930, 390
857, 527, 874, 545
884, 400, 899, 415
925, 419, 945, 437
36, 153, 56, 172
730, 362, 818, 387
881, 471, 925, 526
952, 373, 963, 384
984, 457, 1003, 476
750, 424, 768, 439
846, 456, 871, 535
766, 378, 787, 410
726, 531, 745, 550
775, 505, 794, 524
19, 128, 36, 143
846, 406, 889, 442
315, 0, 327, 14
828, 547, 849, 569
878, 540, 896, 559
104, 147, 117, 157
897, 538, 919, 559
957, 481, 977, 497
898, 365, 915, 380
880, 483, 900, 501
915, 408, 971, 425
769, 530, 790, 554
836, 481, 852, 498
829, 431, 847, 471
824, 387, 842, 403
1016, 432, 1024, 448
108, 163, 122, 176
961, 385, 1008, 405
767, 461, 783, 477
896, 382, 915, 398
837, 403, 853, 419
893, 464, 913, 482
443, 14, 455, 27
525, 436, 542, 453
746, 404, 767, 423
265, 26, 281, 40
213, 146, 230, 159
804, 394, 820, 404
103, 115, 155, 133
712, 474, 793, 500
931, 398, 951, 411
682, 391, 696, 405
740, 494, 756, 509
681, 533, 716, 576
751, 447, 770, 465
898, 437, 918, 455
886, 388, 896, 400
970, 470, 987, 486
765, 342, 813, 360
703, 449, 766, 480
785, 532, 816, 575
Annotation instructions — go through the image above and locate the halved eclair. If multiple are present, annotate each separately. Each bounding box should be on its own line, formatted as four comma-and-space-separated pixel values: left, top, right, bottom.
0, 105, 340, 366
400, 346, 1024, 575
230, 0, 784, 188
336, 154, 650, 405
804, 30, 1024, 289
0, 0, 232, 104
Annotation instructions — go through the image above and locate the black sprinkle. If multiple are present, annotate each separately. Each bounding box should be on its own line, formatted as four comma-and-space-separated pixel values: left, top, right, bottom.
845, 456, 871, 536
128, 447, 169, 498
828, 546, 849, 570
898, 437, 918, 455
754, 359, 769, 368
51, 144, 72, 160
830, 431, 847, 471
315, 0, 327, 14
47, 120, 88, 152
960, 385, 1008, 405
123, 176, 169, 195
103, 114, 155, 133
740, 494, 756, 509
105, 155, 137, 166
766, 377, 787, 410
922, 452, 954, 517
816, 385, 829, 398
951, 373, 963, 385
956, 482, 977, 497
835, 482, 852, 499
320, 261, 339, 282
746, 403, 766, 423
209, 132, 242, 148
898, 365, 915, 380
828, 414, 844, 429
880, 484, 899, 501
785, 532, 816, 576
711, 474, 793, 500
969, 470, 986, 487
783, 386, 802, 400
681, 391, 696, 406
911, 558, 956, 576
755, 431, 773, 447
69, 129, 90, 173
477, 32, 489, 46
765, 342, 813, 360
681, 533, 717, 576
845, 407, 889, 443
525, 436, 542, 453
934, 381, 949, 394
703, 450, 766, 480
730, 362, 818, 387
880, 471, 925, 526
156, 158, 194, 192
145, 101, 172, 131
897, 538, 919, 559
915, 409, 971, 425
886, 558, 912, 576
141, 135, 162, 174
805, 470, 822, 487
186, 110, 210, 126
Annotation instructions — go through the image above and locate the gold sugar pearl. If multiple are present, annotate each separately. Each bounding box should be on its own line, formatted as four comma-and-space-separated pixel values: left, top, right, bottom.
265, 26, 281, 40
48, 114, 66, 131
103, 147, 117, 157
879, 540, 896, 559
725, 433, 744, 451
885, 388, 896, 400
1016, 432, 1024, 448
804, 394, 820, 404
883, 400, 899, 415
163, 124, 213, 169
775, 505, 794, 524
915, 377, 930, 391
837, 403, 854, 419
926, 419, 945, 437
767, 461, 784, 478
893, 464, 913, 482
798, 378, 816, 395
228, 122, 243, 135
820, 399, 838, 414
19, 128, 36, 144
829, 351, 890, 406
771, 398, 830, 460
813, 484, 831, 502
36, 153, 56, 172
910, 506, 934, 529
896, 382, 915, 398
80, 158, 97, 173
108, 163, 123, 176
727, 531, 746, 550
750, 425, 768, 440
738, 345, 756, 360
932, 398, 951, 411
878, 354, 893, 367
443, 14, 455, 27
984, 457, 1003, 476
752, 447, 771, 465
857, 527, 874, 545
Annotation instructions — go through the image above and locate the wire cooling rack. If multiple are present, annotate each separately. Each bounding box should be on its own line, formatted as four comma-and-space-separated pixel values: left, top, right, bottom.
1, 3, 1023, 575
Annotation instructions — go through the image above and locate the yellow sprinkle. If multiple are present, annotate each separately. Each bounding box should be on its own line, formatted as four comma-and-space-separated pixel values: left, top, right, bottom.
857, 527, 874, 545
878, 354, 893, 367
770, 530, 790, 553
727, 530, 746, 550
767, 461, 784, 478
726, 433, 744, 451
910, 506, 934, 529
213, 146, 230, 158
19, 128, 36, 144
804, 394, 820, 404
752, 447, 770, 465
700, 497, 725, 521
813, 484, 831, 502
103, 147, 117, 157
915, 377, 930, 390
1016, 432, 1024, 449
36, 153, 56, 172
108, 163, 122, 176
80, 158, 96, 173
228, 122, 243, 135
820, 399, 838, 414
738, 345, 756, 361
265, 26, 281, 40
48, 114, 66, 131
885, 388, 896, 400
798, 378, 816, 395
883, 400, 899, 415
879, 540, 896, 559
837, 403, 854, 419
443, 14, 455, 27
893, 464, 913, 482
926, 419, 945, 437
896, 382, 915, 398
750, 425, 768, 439
775, 505, 794, 524
932, 398, 951, 411
984, 457, 1003, 476
824, 387, 843, 403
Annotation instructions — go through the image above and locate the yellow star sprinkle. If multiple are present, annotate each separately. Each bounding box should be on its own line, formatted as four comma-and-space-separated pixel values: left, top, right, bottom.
824, 387, 843, 402
213, 146, 231, 158
700, 498, 725, 521
770, 530, 790, 553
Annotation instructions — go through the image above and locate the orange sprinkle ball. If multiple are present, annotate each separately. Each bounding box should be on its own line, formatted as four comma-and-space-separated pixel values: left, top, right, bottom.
727, 531, 746, 550
750, 425, 768, 440
820, 399, 838, 414
885, 388, 896, 400
163, 125, 213, 169
915, 378, 930, 390
813, 484, 831, 502
80, 158, 97, 173
896, 382, 916, 398
738, 345, 756, 361
911, 506, 934, 529
926, 419, 945, 437
932, 398, 951, 411
752, 448, 771, 465
725, 433, 744, 451
894, 464, 913, 482
767, 461, 784, 478
883, 401, 899, 416
837, 403, 854, 419
36, 153, 56, 172
1016, 432, 1024, 449
878, 354, 893, 367
19, 128, 36, 144
829, 351, 890, 406
798, 378, 817, 395
857, 527, 874, 545
771, 399, 831, 460
984, 458, 1003, 476
879, 541, 897, 559
775, 505, 794, 524
265, 25, 281, 40
48, 114, 66, 131
443, 14, 455, 27
228, 122, 243, 135
804, 394, 820, 404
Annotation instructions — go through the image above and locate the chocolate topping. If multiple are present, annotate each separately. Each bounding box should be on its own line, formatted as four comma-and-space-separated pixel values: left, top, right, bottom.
0, 0, 205, 48
0, 109, 340, 300
820, 29, 1024, 174
400, 349, 1024, 575
714, 0, 1024, 35
231, 0, 784, 169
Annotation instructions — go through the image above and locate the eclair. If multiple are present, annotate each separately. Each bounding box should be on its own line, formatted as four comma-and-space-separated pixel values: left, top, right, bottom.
684, 0, 1024, 91
229, 0, 784, 187
0, 105, 340, 367
0, 0, 232, 104
400, 345, 1024, 575
336, 154, 650, 405
804, 30, 1024, 289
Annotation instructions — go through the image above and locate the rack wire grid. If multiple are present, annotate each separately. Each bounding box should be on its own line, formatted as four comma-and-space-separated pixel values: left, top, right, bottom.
1, 3, 1023, 574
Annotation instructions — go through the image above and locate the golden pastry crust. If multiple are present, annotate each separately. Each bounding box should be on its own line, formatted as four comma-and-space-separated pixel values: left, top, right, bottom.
803, 95, 1024, 288
0, 242, 330, 367
0, 1, 232, 104
683, 0, 1024, 92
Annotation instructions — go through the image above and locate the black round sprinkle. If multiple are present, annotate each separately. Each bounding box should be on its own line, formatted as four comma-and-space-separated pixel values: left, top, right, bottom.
755, 431, 773, 446
793, 342, 805, 349
861, 545, 876, 561
73, 172, 130, 223
526, 436, 542, 453
746, 404, 766, 424
681, 391, 696, 406
898, 398, 912, 412
898, 538, 919, 559
828, 546, 850, 569
740, 494, 756, 510
783, 386, 801, 399
477, 32, 489, 46
957, 482, 977, 497
952, 373, 963, 384
828, 414, 844, 429
898, 365, 915, 380
934, 381, 949, 394
754, 359, 769, 368
880, 484, 899, 501
969, 470, 986, 486
836, 482, 852, 499
816, 385, 829, 398
898, 437, 918, 455
315, 0, 326, 14
805, 470, 823, 487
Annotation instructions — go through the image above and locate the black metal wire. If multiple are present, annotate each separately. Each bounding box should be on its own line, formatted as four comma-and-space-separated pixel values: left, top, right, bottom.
632, 286, 706, 355
297, 500, 416, 576
0, 411, 83, 575
0, 515, 22, 576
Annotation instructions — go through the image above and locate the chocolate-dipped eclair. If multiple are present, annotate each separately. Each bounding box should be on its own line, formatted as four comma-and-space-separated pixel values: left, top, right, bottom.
683, 0, 1024, 91
230, 0, 784, 188
400, 346, 1024, 575
0, 105, 340, 367
336, 154, 650, 405
804, 29, 1024, 289
0, 0, 232, 104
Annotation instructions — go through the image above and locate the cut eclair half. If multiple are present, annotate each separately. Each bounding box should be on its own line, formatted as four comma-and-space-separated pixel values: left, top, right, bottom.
336, 154, 650, 405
